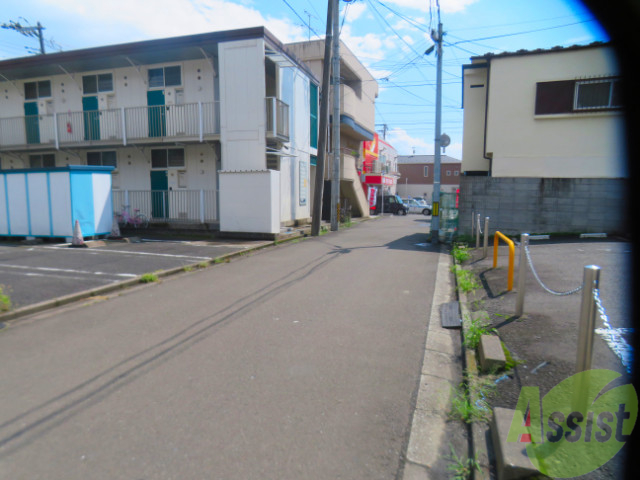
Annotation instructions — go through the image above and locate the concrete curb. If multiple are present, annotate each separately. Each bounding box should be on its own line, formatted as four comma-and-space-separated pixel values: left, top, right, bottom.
402, 249, 464, 479
458, 289, 494, 479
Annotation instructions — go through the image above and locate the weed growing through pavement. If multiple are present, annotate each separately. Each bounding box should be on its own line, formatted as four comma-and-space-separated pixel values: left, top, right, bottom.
0, 285, 11, 312
451, 265, 480, 294
139, 273, 159, 283
446, 444, 481, 479
462, 312, 497, 350
449, 374, 496, 424
451, 243, 472, 263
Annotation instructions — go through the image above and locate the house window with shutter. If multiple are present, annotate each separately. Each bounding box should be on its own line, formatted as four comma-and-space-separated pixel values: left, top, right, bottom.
535, 77, 621, 115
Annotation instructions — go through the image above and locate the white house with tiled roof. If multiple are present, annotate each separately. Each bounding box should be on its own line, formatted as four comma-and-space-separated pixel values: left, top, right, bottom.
459, 42, 628, 236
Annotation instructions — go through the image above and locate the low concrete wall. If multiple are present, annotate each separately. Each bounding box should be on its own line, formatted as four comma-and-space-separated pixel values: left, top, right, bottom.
458, 177, 629, 236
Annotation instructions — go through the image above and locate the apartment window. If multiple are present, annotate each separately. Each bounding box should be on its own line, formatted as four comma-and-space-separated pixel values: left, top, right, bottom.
310, 83, 318, 149
148, 66, 181, 88
87, 151, 117, 168
454, 170, 459, 176
424, 166, 429, 177
83, 73, 113, 94
24, 80, 51, 99
446, 170, 451, 176
535, 77, 621, 115
29, 154, 55, 168
151, 148, 185, 168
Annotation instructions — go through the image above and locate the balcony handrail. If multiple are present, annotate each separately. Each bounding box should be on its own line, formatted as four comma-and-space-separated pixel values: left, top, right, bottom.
0, 101, 221, 150
265, 97, 289, 140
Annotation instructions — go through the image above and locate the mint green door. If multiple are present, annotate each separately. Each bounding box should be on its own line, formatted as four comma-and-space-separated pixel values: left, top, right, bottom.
150, 170, 168, 218
147, 90, 166, 137
82, 96, 100, 140
24, 102, 40, 144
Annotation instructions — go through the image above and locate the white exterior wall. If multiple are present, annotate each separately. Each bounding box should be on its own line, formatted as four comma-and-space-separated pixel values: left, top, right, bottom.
0, 60, 216, 120
461, 66, 490, 173
279, 67, 312, 224
218, 38, 266, 171
483, 47, 626, 178
219, 170, 280, 233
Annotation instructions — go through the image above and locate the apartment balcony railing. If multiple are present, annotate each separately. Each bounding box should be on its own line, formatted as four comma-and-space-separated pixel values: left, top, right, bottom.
112, 189, 218, 224
0, 101, 221, 151
266, 97, 289, 142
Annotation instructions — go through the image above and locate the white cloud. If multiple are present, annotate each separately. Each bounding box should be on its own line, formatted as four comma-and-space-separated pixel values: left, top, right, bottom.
41, 0, 306, 45
384, 128, 461, 159
386, 128, 432, 155
385, 0, 479, 14
344, 1, 367, 22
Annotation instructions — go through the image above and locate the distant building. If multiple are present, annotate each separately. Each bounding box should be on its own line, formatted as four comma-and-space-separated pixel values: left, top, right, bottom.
397, 155, 461, 201
361, 134, 400, 202
459, 42, 627, 235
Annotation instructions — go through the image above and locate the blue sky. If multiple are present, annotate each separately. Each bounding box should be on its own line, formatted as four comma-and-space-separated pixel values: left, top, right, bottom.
0, 0, 609, 159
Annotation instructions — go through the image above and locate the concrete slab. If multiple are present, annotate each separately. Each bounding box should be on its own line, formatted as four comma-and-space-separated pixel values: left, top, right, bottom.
479, 334, 506, 372
414, 374, 456, 414
491, 407, 541, 480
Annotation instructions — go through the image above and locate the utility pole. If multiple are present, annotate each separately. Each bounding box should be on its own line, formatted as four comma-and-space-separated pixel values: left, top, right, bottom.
1, 19, 46, 54
330, 0, 341, 231
430, 7, 443, 244
311, 0, 334, 236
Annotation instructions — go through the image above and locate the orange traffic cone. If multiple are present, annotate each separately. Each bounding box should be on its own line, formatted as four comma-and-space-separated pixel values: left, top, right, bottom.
70, 220, 87, 248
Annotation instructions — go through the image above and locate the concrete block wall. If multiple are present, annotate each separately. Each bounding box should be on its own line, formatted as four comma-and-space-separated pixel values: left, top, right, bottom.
458, 177, 629, 236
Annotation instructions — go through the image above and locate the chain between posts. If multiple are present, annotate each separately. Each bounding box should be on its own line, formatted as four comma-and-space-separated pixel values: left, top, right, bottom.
524, 244, 583, 296
593, 288, 634, 374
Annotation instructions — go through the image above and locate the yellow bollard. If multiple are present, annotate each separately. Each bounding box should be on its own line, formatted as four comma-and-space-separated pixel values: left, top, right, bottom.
493, 231, 515, 291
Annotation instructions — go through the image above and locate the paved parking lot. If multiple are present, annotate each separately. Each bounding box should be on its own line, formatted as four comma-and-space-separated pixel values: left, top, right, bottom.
0, 236, 272, 311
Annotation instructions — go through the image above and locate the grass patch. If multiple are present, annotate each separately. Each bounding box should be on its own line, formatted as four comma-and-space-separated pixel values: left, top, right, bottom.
451, 265, 480, 294
451, 243, 472, 263
139, 273, 159, 283
462, 312, 497, 350
0, 285, 11, 312
502, 341, 523, 371
447, 444, 481, 479
449, 374, 496, 424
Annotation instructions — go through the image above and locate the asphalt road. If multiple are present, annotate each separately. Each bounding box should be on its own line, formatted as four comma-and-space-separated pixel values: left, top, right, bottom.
0, 216, 441, 480
0, 237, 271, 309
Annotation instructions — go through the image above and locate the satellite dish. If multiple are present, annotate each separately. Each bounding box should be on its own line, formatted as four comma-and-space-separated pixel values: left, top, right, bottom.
441, 133, 451, 148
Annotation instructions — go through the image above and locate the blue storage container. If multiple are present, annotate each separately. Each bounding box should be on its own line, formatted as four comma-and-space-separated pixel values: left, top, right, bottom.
0, 166, 114, 239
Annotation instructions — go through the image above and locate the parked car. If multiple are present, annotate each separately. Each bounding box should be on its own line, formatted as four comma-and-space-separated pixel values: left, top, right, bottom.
371, 194, 407, 215
402, 198, 432, 216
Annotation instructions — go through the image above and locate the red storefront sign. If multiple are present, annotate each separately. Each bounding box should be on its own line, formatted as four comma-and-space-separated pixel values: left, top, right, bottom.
364, 174, 394, 186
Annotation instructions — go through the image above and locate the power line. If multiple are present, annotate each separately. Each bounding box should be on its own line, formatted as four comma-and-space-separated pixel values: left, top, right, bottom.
281, 0, 322, 39
449, 19, 598, 46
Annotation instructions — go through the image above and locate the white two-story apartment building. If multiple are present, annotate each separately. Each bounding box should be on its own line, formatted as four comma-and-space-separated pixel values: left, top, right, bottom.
0, 27, 319, 236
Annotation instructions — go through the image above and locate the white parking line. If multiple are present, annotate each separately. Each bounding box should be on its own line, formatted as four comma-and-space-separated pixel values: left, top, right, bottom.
43, 246, 212, 261
1, 271, 106, 282
0, 264, 137, 278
